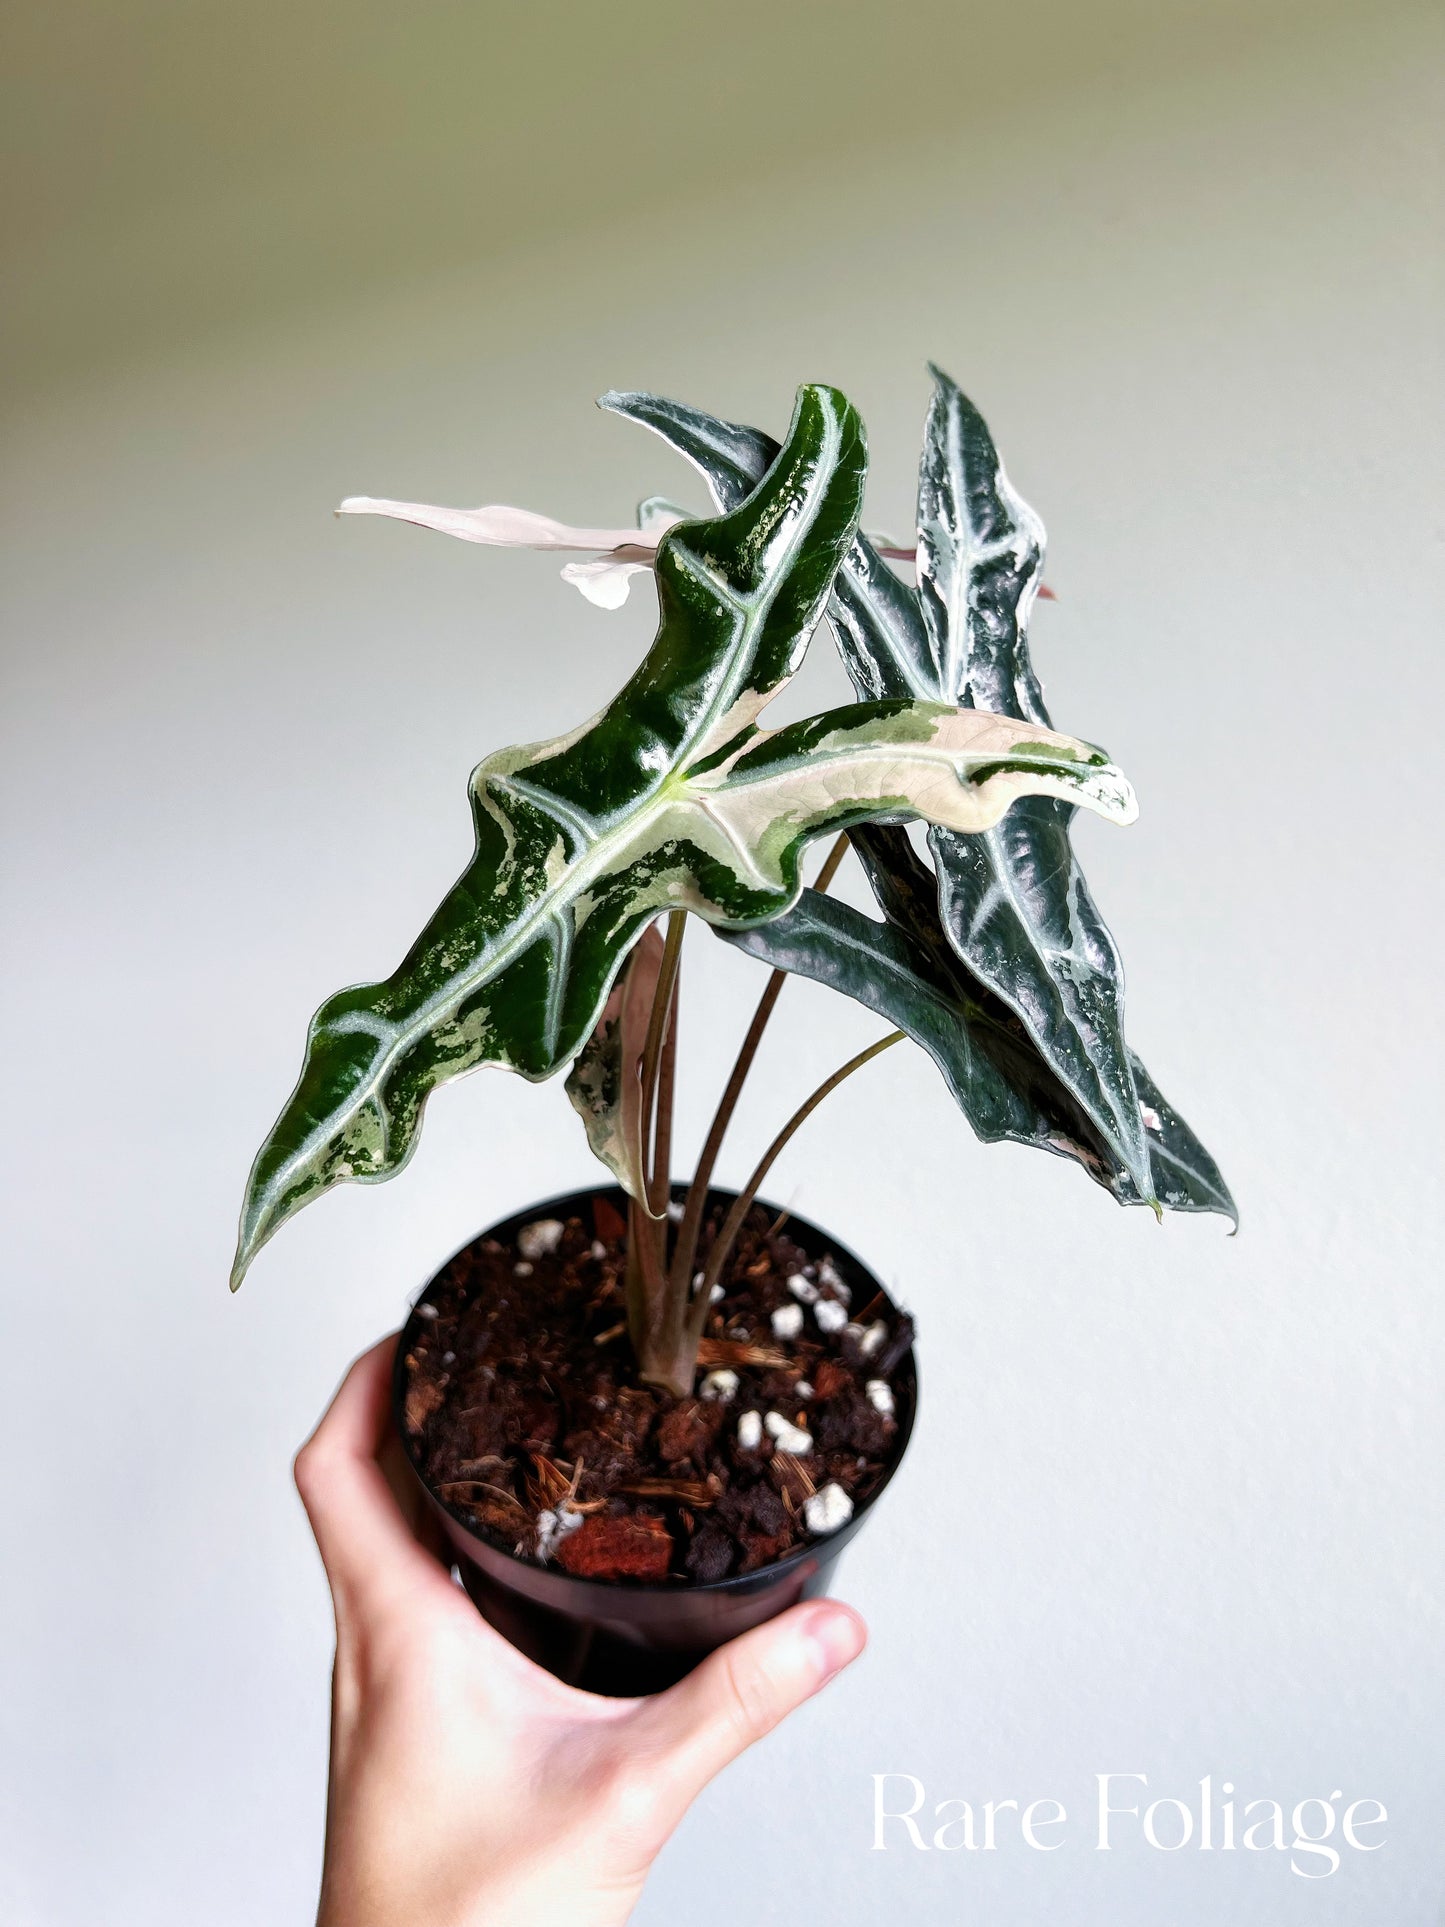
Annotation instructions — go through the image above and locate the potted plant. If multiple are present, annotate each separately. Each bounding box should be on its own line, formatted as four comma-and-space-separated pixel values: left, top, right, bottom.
233, 368, 1233, 1693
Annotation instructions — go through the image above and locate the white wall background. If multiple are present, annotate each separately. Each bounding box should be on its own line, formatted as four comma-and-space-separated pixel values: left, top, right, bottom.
2, 6, 1441, 1922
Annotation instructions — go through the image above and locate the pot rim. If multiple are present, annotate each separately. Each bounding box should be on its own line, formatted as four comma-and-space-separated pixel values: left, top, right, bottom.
392, 1180, 918, 1599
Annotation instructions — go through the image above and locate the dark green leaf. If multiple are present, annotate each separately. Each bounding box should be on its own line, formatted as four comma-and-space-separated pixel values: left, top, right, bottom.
233, 385, 866, 1284
728, 833, 1235, 1221
609, 373, 1232, 1220
235, 385, 1139, 1284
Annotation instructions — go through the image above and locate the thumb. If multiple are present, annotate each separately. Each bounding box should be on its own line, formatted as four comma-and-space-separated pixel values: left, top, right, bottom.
637, 1601, 867, 1805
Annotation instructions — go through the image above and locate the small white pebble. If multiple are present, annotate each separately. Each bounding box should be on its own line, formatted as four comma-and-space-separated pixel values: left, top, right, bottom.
764, 1411, 813, 1454
414, 1302, 439, 1320
441, 1350, 456, 1366
535, 1504, 584, 1560
817, 1258, 850, 1304
517, 1218, 564, 1261
666, 1199, 685, 1222
771, 1302, 804, 1339
708, 1280, 724, 1302
787, 1271, 819, 1304
859, 1320, 887, 1357
865, 1379, 895, 1415
513, 1261, 534, 1277
699, 1369, 739, 1403
814, 1299, 848, 1334
736, 1410, 763, 1450
804, 1482, 854, 1534
590, 1239, 607, 1260
795, 1381, 814, 1401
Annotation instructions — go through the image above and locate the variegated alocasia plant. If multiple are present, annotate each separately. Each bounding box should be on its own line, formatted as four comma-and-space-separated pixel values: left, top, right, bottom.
234, 372, 1227, 1398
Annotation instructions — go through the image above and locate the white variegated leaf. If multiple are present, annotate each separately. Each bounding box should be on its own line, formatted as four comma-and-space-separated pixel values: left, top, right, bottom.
236, 383, 1137, 1287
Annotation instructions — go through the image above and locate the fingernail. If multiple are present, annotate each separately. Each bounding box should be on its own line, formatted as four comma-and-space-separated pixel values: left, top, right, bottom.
804, 1604, 867, 1681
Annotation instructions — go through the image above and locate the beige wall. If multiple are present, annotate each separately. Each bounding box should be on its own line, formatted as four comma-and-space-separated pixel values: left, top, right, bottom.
3, 6, 1441, 1922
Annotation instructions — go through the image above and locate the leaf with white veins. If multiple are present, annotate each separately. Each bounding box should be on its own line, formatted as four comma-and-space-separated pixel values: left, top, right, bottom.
729, 831, 1233, 1221
600, 388, 939, 703
853, 825, 1234, 1220
910, 363, 1151, 1202
607, 373, 1230, 1220
233, 383, 1138, 1285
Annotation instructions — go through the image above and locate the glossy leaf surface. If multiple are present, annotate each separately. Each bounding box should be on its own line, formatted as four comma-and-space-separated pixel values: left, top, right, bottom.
234, 384, 1138, 1283
607, 375, 1231, 1220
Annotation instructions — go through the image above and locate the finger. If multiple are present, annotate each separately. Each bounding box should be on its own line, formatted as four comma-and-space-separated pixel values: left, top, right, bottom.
293, 1334, 455, 1617
633, 1601, 867, 1805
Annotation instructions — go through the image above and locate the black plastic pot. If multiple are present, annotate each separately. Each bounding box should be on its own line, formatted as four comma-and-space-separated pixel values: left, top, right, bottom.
392, 1183, 917, 1696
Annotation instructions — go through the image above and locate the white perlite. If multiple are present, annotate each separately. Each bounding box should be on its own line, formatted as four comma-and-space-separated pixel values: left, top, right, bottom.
764, 1411, 813, 1454
708, 1281, 724, 1303
817, 1258, 850, 1304
699, 1369, 739, 1403
590, 1240, 607, 1260
865, 1379, 895, 1416
804, 1482, 854, 1534
513, 1261, 534, 1277
666, 1199, 685, 1222
795, 1381, 814, 1401
415, 1302, 438, 1320
771, 1302, 804, 1339
814, 1298, 848, 1334
736, 1410, 763, 1450
517, 1218, 565, 1261
535, 1505, 584, 1560
786, 1272, 819, 1304
859, 1320, 887, 1357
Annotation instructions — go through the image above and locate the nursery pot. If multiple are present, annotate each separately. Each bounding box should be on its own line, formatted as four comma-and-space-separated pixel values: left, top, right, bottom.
392, 1183, 917, 1697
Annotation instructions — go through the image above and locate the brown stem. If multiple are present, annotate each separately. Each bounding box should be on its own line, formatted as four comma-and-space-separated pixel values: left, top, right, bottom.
638, 911, 686, 1215
689, 1029, 904, 1335
627, 911, 688, 1391
667, 832, 852, 1304
650, 969, 679, 1215
625, 1189, 670, 1371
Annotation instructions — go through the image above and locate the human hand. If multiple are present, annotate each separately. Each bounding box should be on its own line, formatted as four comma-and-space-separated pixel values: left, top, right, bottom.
294, 1336, 868, 1927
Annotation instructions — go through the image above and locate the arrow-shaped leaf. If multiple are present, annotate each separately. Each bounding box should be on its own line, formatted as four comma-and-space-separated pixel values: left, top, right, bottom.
232, 384, 861, 1285
723, 884, 1077, 1153
728, 838, 1234, 1220
855, 824, 1231, 1218
909, 364, 1151, 1201
600, 388, 939, 703
234, 384, 1138, 1285
605, 375, 1231, 1220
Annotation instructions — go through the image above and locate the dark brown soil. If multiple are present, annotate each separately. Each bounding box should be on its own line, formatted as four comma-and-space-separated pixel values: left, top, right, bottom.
400, 1197, 914, 1585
